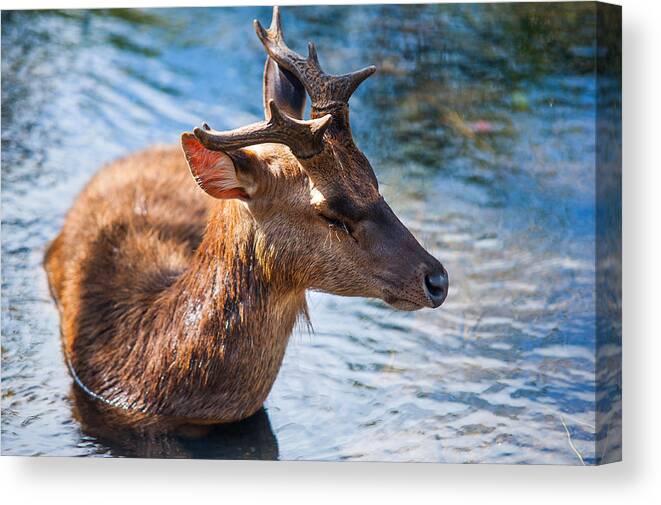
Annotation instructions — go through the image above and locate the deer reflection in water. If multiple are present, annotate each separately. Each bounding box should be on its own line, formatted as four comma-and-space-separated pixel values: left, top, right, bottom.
70, 386, 279, 459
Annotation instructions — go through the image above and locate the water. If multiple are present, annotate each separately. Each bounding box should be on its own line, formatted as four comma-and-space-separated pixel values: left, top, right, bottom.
1, 4, 620, 463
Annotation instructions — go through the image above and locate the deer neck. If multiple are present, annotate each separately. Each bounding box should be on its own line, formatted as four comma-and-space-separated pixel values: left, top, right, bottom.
142, 200, 307, 422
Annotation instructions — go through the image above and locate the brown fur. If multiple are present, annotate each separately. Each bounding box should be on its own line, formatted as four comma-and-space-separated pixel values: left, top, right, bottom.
46, 146, 311, 431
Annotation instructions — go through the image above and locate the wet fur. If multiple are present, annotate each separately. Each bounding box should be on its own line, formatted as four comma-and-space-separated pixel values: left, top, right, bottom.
45, 146, 307, 433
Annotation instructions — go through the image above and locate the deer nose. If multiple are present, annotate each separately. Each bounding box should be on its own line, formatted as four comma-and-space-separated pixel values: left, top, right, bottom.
423, 269, 449, 307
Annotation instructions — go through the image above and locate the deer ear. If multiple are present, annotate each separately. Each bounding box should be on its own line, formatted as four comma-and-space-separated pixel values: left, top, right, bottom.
263, 56, 306, 120
181, 133, 249, 200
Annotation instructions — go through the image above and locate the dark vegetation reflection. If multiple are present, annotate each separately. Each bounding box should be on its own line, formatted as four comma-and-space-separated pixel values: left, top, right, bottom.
2, 4, 621, 463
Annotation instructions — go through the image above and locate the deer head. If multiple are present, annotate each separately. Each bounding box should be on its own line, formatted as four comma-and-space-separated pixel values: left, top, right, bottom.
181, 7, 448, 310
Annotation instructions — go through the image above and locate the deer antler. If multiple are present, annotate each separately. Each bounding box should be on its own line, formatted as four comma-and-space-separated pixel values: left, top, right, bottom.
254, 6, 376, 113
194, 100, 332, 159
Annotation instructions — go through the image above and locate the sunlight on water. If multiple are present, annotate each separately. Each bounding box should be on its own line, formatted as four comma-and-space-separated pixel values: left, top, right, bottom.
1, 4, 620, 463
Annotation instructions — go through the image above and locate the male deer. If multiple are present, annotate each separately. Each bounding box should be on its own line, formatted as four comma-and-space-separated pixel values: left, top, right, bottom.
44, 7, 448, 433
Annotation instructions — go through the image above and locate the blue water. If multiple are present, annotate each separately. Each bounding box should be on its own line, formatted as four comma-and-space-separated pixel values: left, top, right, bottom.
1, 4, 620, 463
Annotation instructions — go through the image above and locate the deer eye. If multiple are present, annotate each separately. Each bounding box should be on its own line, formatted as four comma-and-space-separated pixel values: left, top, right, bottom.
318, 213, 353, 236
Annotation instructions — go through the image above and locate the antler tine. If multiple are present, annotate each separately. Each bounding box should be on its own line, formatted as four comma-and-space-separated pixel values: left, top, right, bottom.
254, 7, 376, 111
194, 100, 332, 159
269, 5, 284, 41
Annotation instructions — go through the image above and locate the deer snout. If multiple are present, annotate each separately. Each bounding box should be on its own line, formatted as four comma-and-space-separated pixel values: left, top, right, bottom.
423, 266, 449, 307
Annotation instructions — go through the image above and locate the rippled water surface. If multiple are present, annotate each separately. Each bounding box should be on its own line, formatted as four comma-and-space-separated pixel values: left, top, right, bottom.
2, 4, 620, 463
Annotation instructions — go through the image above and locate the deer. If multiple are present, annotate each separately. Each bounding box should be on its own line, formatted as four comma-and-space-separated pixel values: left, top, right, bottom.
44, 7, 449, 435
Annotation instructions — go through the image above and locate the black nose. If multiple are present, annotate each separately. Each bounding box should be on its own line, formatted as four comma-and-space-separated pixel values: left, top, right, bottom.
423, 269, 449, 307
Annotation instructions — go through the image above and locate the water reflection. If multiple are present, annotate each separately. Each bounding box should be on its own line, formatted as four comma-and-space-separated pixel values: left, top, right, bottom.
71, 387, 278, 459
1, 4, 620, 464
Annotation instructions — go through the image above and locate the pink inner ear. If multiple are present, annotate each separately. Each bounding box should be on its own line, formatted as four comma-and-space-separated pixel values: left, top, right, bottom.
181, 133, 248, 200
